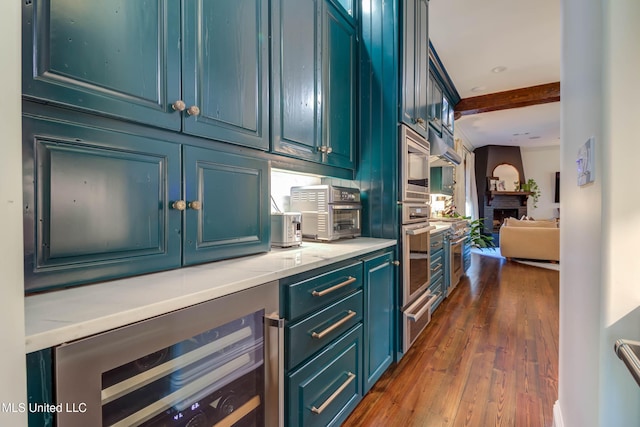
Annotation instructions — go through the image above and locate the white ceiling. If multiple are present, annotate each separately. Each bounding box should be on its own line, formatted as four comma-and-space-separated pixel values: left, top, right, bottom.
428, 0, 561, 149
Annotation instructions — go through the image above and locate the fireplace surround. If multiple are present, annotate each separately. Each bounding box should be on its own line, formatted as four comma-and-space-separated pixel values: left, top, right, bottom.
474, 145, 529, 238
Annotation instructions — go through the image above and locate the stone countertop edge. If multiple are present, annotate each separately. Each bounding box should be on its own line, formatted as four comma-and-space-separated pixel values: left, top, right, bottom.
24, 238, 396, 353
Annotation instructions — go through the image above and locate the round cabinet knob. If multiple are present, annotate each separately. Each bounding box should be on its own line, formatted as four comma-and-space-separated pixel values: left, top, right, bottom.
187, 105, 201, 116
188, 201, 202, 210
172, 200, 186, 211
416, 117, 425, 125
171, 100, 186, 111
326, 146, 333, 154
392, 260, 401, 266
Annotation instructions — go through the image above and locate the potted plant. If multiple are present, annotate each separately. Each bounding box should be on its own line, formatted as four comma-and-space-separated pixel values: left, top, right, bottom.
443, 212, 495, 249
527, 178, 541, 208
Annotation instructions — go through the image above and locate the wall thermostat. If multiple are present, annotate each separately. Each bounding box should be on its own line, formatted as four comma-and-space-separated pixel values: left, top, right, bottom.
577, 137, 595, 186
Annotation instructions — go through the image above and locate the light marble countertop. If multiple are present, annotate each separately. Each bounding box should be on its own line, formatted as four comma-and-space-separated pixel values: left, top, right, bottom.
25, 238, 396, 353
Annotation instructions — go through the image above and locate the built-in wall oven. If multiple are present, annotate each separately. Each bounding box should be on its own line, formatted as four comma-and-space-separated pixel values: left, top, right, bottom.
54, 282, 283, 427
399, 124, 437, 353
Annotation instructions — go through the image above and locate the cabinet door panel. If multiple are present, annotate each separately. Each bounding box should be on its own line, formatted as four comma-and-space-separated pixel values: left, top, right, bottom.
363, 251, 394, 392
22, 0, 181, 130
400, 0, 417, 127
323, 1, 356, 169
182, 0, 269, 150
23, 116, 182, 293
271, 0, 321, 161
183, 147, 269, 265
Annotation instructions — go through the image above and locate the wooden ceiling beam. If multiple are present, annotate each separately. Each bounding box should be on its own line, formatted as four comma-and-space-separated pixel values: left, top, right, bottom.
454, 82, 560, 119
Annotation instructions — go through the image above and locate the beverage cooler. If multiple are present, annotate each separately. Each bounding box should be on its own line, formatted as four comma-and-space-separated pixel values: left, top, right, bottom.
54, 281, 282, 427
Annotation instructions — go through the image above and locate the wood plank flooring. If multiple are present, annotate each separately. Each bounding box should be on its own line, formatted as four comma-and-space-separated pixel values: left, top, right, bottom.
343, 254, 559, 427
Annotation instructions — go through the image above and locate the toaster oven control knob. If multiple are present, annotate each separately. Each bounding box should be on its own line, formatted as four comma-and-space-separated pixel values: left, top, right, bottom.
172, 200, 187, 211
171, 100, 186, 112
187, 105, 201, 116
188, 201, 202, 210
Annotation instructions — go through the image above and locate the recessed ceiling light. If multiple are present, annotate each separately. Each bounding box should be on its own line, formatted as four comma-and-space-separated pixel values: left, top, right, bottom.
471, 86, 486, 93
491, 66, 507, 73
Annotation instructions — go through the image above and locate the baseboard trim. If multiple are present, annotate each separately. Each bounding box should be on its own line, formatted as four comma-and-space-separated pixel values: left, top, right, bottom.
553, 400, 564, 427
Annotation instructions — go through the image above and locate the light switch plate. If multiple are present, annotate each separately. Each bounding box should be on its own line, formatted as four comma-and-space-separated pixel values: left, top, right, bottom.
577, 137, 595, 186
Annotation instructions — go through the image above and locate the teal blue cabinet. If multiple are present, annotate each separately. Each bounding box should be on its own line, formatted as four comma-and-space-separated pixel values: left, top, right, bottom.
272, 0, 356, 170
23, 115, 182, 293
430, 166, 455, 196
22, 0, 181, 131
27, 350, 54, 427
287, 325, 363, 427
23, 0, 269, 150
362, 251, 395, 393
428, 71, 443, 134
322, 1, 357, 169
400, 0, 429, 138
182, 146, 270, 265
181, 0, 269, 149
23, 116, 269, 293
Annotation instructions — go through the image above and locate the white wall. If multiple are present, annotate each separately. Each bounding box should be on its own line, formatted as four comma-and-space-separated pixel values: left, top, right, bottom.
560, 0, 640, 426
521, 145, 560, 219
0, 2, 27, 426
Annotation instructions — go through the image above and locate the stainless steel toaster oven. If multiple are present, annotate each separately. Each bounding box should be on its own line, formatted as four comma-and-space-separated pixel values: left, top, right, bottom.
290, 185, 361, 241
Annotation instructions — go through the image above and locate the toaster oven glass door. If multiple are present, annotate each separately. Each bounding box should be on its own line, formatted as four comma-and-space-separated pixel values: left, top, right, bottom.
55, 282, 282, 427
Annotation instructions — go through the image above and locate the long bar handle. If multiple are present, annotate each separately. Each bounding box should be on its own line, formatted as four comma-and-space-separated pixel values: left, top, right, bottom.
310, 372, 356, 414
312, 277, 356, 297
311, 311, 356, 339
432, 263, 442, 273
406, 293, 438, 321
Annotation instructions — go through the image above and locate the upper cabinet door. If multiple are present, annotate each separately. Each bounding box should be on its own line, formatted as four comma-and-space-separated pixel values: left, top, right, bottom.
271, 0, 321, 162
322, 1, 356, 170
400, 0, 429, 138
22, 0, 181, 131
182, 0, 270, 150
182, 146, 270, 266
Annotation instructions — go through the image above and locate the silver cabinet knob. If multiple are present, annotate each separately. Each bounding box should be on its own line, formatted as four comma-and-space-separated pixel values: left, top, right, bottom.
187, 105, 201, 116
392, 260, 400, 266
188, 201, 202, 210
318, 145, 333, 154
172, 200, 186, 211
416, 117, 426, 125
172, 100, 186, 111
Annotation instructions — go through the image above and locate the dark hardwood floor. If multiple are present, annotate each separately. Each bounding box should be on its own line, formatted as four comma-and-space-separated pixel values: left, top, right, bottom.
343, 254, 559, 427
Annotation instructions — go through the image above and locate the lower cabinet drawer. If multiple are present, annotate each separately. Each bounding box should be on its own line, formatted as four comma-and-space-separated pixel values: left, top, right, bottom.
287, 290, 363, 369
288, 324, 363, 427
429, 272, 445, 313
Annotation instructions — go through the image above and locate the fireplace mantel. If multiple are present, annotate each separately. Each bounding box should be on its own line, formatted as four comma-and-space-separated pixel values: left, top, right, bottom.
487, 191, 532, 206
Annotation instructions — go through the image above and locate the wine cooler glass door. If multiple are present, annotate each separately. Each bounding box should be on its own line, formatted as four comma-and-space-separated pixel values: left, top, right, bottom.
55, 281, 281, 427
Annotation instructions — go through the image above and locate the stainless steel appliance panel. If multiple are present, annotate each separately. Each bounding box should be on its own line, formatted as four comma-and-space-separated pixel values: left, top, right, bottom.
402, 289, 439, 353
55, 281, 282, 427
271, 212, 302, 248
400, 124, 431, 202
401, 222, 434, 306
449, 235, 466, 295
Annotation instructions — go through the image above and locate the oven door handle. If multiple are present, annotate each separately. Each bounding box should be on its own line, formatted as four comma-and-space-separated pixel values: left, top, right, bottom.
450, 236, 468, 245
405, 225, 436, 236
405, 292, 438, 321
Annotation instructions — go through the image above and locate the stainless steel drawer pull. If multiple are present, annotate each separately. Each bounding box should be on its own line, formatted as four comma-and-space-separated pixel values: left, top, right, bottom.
311, 277, 357, 297
432, 263, 442, 273
311, 310, 356, 339
310, 372, 356, 414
